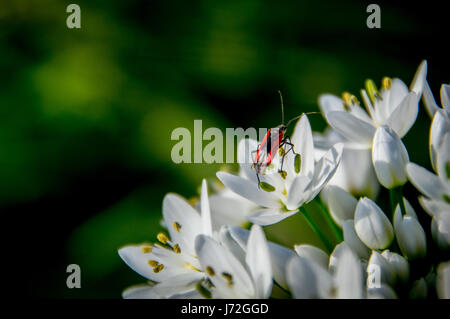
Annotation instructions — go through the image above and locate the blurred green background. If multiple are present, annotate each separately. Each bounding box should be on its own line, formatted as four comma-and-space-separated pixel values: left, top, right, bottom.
1, 0, 447, 298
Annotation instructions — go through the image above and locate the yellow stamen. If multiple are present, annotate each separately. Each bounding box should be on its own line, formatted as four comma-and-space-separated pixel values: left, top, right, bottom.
342, 92, 360, 110
206, 266, 215, 277
157, 232, 169, 244
148, 260, 159, 267
173, 244, 181, 254
279, 170, 287, 179
141, 245, 153, 253
153, 264, 164, 273
173, 222, 182, 233
382, 77, 392, 90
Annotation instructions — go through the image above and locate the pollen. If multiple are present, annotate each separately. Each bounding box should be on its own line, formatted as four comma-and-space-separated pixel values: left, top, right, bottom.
382, 77, 392, 90
173, 244, 181, 254
157, 232, 169, 244
148, 260, 159, 267
278, 147, 286, 156
173, 221, 182, 233
153, 264, 164, 273
206, 266, 215, 277
279, 170, 287, 179
141, 245, 153, 253
221, 272, 234, 287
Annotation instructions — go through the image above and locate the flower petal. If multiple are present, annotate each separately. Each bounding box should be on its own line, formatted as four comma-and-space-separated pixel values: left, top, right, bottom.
246, 225, 273, 298
247, 208, 298, 226
308, 143, 344, 200
318, 94, 345, 118
407, 163, 448, 200
342, 220, 370, 260
321, 185, 357, 226
422, 80, 440, 117
216, 172, 282, 208
201, 179, 212, 237
226, 225, 296, 290
290, 115, 315, 178
354, 197, 394, 250
442, 84, 450, 111
195, 235, 255, 298
384, 92, 419, 138
163, 193, 202, 255
294, 244, 329, 269
327, 111, 375, 147
334, 245, 365, 299
123, 285, 159, 299
410, 60, 427, 97
287, 255, 333, 299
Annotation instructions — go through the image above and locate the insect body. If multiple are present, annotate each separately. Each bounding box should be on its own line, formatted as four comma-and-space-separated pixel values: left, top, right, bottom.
253, 92, 299, 185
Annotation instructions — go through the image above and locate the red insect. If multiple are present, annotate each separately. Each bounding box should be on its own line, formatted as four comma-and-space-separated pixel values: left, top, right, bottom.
252, 91, 303, 185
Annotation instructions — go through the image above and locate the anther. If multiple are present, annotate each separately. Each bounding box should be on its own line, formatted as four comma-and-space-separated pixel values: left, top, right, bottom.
157, 232, 169, 244
206, 266, 215, 277
173, 222, 182, 233
279, 170, 287, 179
382, 77, 392, 90
173, 244, 181, 254
153, 264, 164, 273
148, 260, 159, 267
141, 245, 153, 253
221, 272, 234, 287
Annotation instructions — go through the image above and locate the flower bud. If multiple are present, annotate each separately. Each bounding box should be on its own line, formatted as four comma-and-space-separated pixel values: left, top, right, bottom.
381, 250, 410, 283
342, 220, 370, 260
372, 126, 409, 189
368, 251, 396, 286
321, 185, 357, 227
354, 197, 394, 250
394, 198, 427, 259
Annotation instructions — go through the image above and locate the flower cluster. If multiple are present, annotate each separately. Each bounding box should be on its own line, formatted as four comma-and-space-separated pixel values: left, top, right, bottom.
119, 61, 449, 299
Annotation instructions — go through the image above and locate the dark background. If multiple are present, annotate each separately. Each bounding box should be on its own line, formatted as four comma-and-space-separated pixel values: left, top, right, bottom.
0, 0, 448, 298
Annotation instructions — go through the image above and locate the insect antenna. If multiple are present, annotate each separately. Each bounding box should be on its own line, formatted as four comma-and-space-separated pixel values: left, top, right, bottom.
285, 112, 321, 128
278, 90, 284, 125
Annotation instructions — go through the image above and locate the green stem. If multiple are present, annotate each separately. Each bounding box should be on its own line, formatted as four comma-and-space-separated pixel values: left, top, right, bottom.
299, 206, 334, 254
315, 198, 343, 242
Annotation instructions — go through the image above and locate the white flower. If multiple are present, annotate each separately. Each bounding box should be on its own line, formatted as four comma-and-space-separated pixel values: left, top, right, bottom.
195, 225, 273, 298
393, 198, 427, 259
217, 115, 343, 225
407, 120, 450, 250
319, 61, 427, 149
118, 179, 213, 298
372, 125, 409, 188
354, 197, 394, 250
